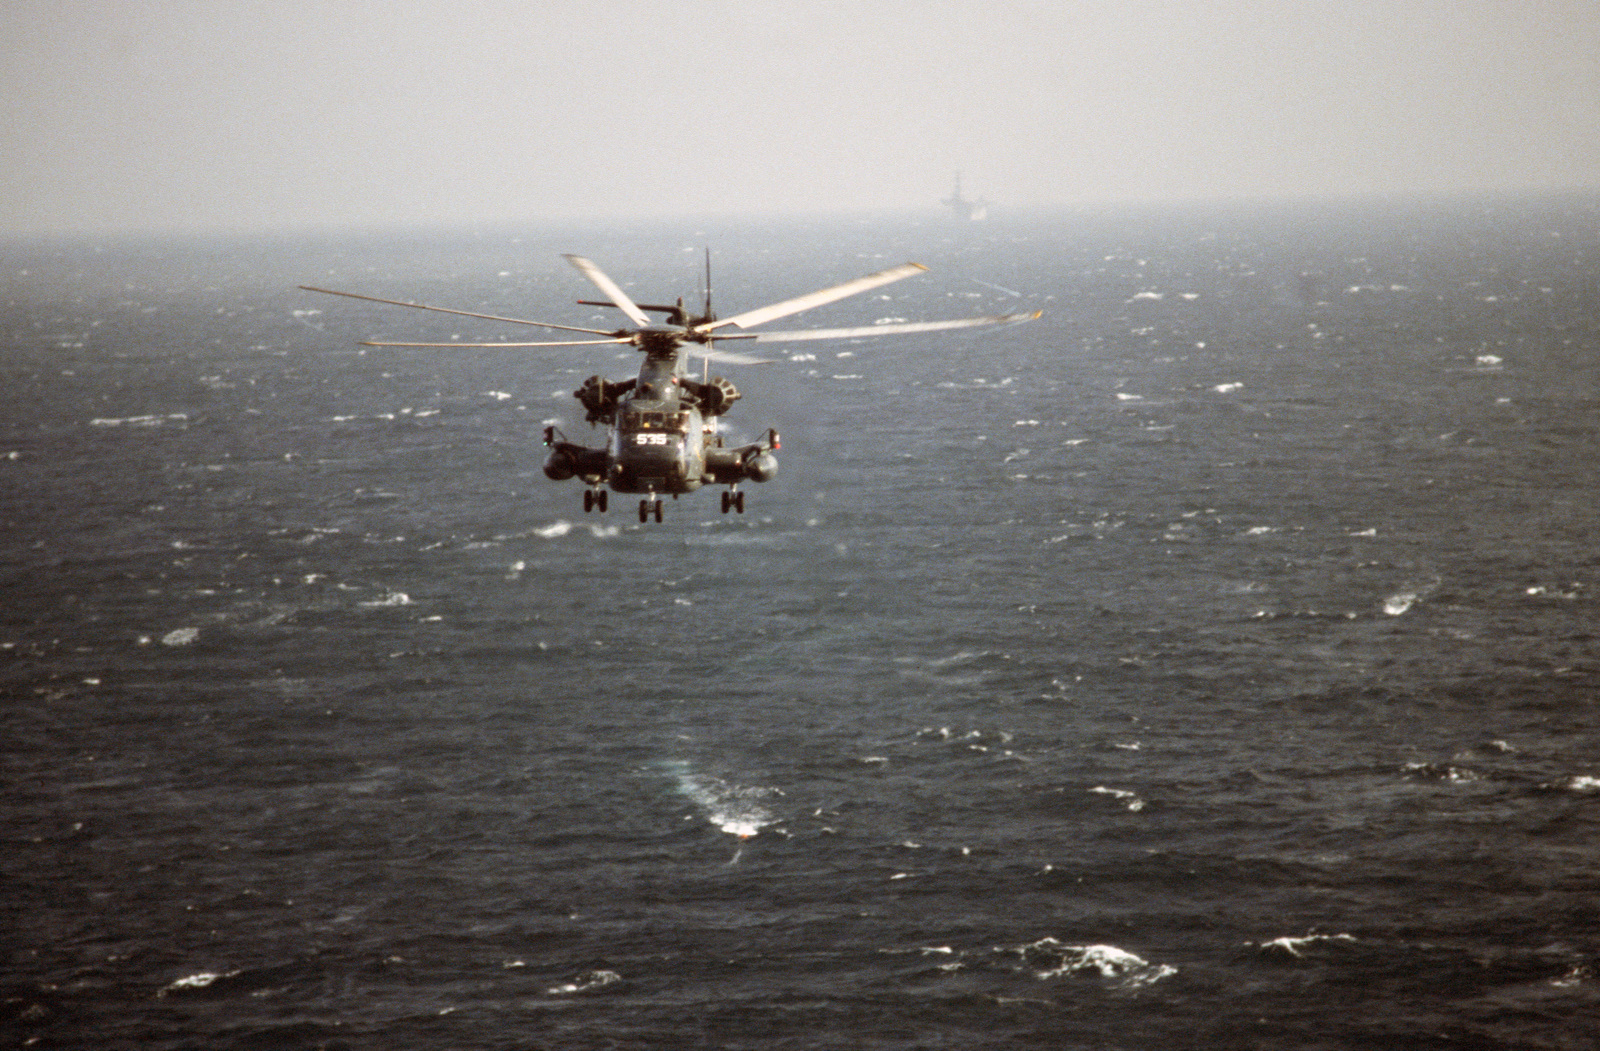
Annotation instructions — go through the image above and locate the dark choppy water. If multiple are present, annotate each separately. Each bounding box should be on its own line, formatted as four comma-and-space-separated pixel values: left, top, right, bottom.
4, 197, 1599, 1049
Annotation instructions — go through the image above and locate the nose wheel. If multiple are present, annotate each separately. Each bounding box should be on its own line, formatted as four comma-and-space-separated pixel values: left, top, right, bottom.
720, 489, 746, 514
638, 498, 663, 523
583, 488, 608, 513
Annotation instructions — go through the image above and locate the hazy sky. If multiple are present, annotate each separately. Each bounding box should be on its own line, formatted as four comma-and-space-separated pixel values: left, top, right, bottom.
3, 0, 1598, 236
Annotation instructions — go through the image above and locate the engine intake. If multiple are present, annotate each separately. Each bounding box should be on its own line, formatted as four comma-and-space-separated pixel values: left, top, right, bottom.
680, 376, 741, 417
575, 376, 636, 424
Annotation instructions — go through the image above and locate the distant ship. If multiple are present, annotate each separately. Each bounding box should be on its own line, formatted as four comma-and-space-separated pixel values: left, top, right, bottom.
942, 173, 988, 221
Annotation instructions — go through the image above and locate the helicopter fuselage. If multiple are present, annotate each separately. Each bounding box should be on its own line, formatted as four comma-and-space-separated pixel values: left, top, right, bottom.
542, 338, 778, 516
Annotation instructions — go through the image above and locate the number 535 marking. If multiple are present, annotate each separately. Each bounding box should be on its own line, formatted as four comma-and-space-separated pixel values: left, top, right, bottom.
634, 433, 670, 445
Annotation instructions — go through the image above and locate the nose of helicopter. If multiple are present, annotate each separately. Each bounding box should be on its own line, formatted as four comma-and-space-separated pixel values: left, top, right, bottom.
611, 432, 691, 492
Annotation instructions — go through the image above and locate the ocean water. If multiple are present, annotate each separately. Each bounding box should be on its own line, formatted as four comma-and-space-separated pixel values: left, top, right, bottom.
3, 196, 1599, 1049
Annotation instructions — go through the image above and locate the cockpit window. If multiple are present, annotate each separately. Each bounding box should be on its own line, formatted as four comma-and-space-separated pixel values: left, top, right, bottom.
620, 410, 690, 432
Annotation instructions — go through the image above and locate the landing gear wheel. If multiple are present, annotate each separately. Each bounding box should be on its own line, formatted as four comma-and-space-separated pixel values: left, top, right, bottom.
734, 491, 746, 514
720, 491, 732, 514
597, 490, 607, 513
638, 500, 649, 523
583, 490, 595, 513
654, 501, 663, 523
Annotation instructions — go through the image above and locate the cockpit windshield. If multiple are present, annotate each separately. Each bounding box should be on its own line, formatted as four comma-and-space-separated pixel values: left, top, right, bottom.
621, 409, 690, 433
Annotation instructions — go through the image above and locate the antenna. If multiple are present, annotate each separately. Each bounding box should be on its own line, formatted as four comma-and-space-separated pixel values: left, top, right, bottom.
703, 248, 713, 382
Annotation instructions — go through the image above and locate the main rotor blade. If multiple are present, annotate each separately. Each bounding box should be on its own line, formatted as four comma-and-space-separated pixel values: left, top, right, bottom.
562, 255, 651, 328
700, 262, 929, 332
743, 310, 1042, 343
357, 337, 635, 348
298, 286, 618, 336
686, 346, 774, 366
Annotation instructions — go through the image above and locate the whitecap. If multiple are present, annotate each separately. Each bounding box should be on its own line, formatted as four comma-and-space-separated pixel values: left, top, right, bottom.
926, 653, 992, 672
546, 969, 621, 995
359, 592, 411, 608
91, 413, 188, 428
1257, 933, 1357, 957
161, 627, 199, 647
1383, 592, 1417, 616
682, 531, 778, 547
159, 970, 239, 995
535, 521, 574, 539
1214, 382, 1243, 393
1089, 786, 1145, 811
1402, 761, 1478, 783
1010, 939, 1176, 987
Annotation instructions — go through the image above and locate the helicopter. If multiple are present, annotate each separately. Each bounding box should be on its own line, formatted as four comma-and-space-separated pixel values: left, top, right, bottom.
301, 253, 1039, 523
